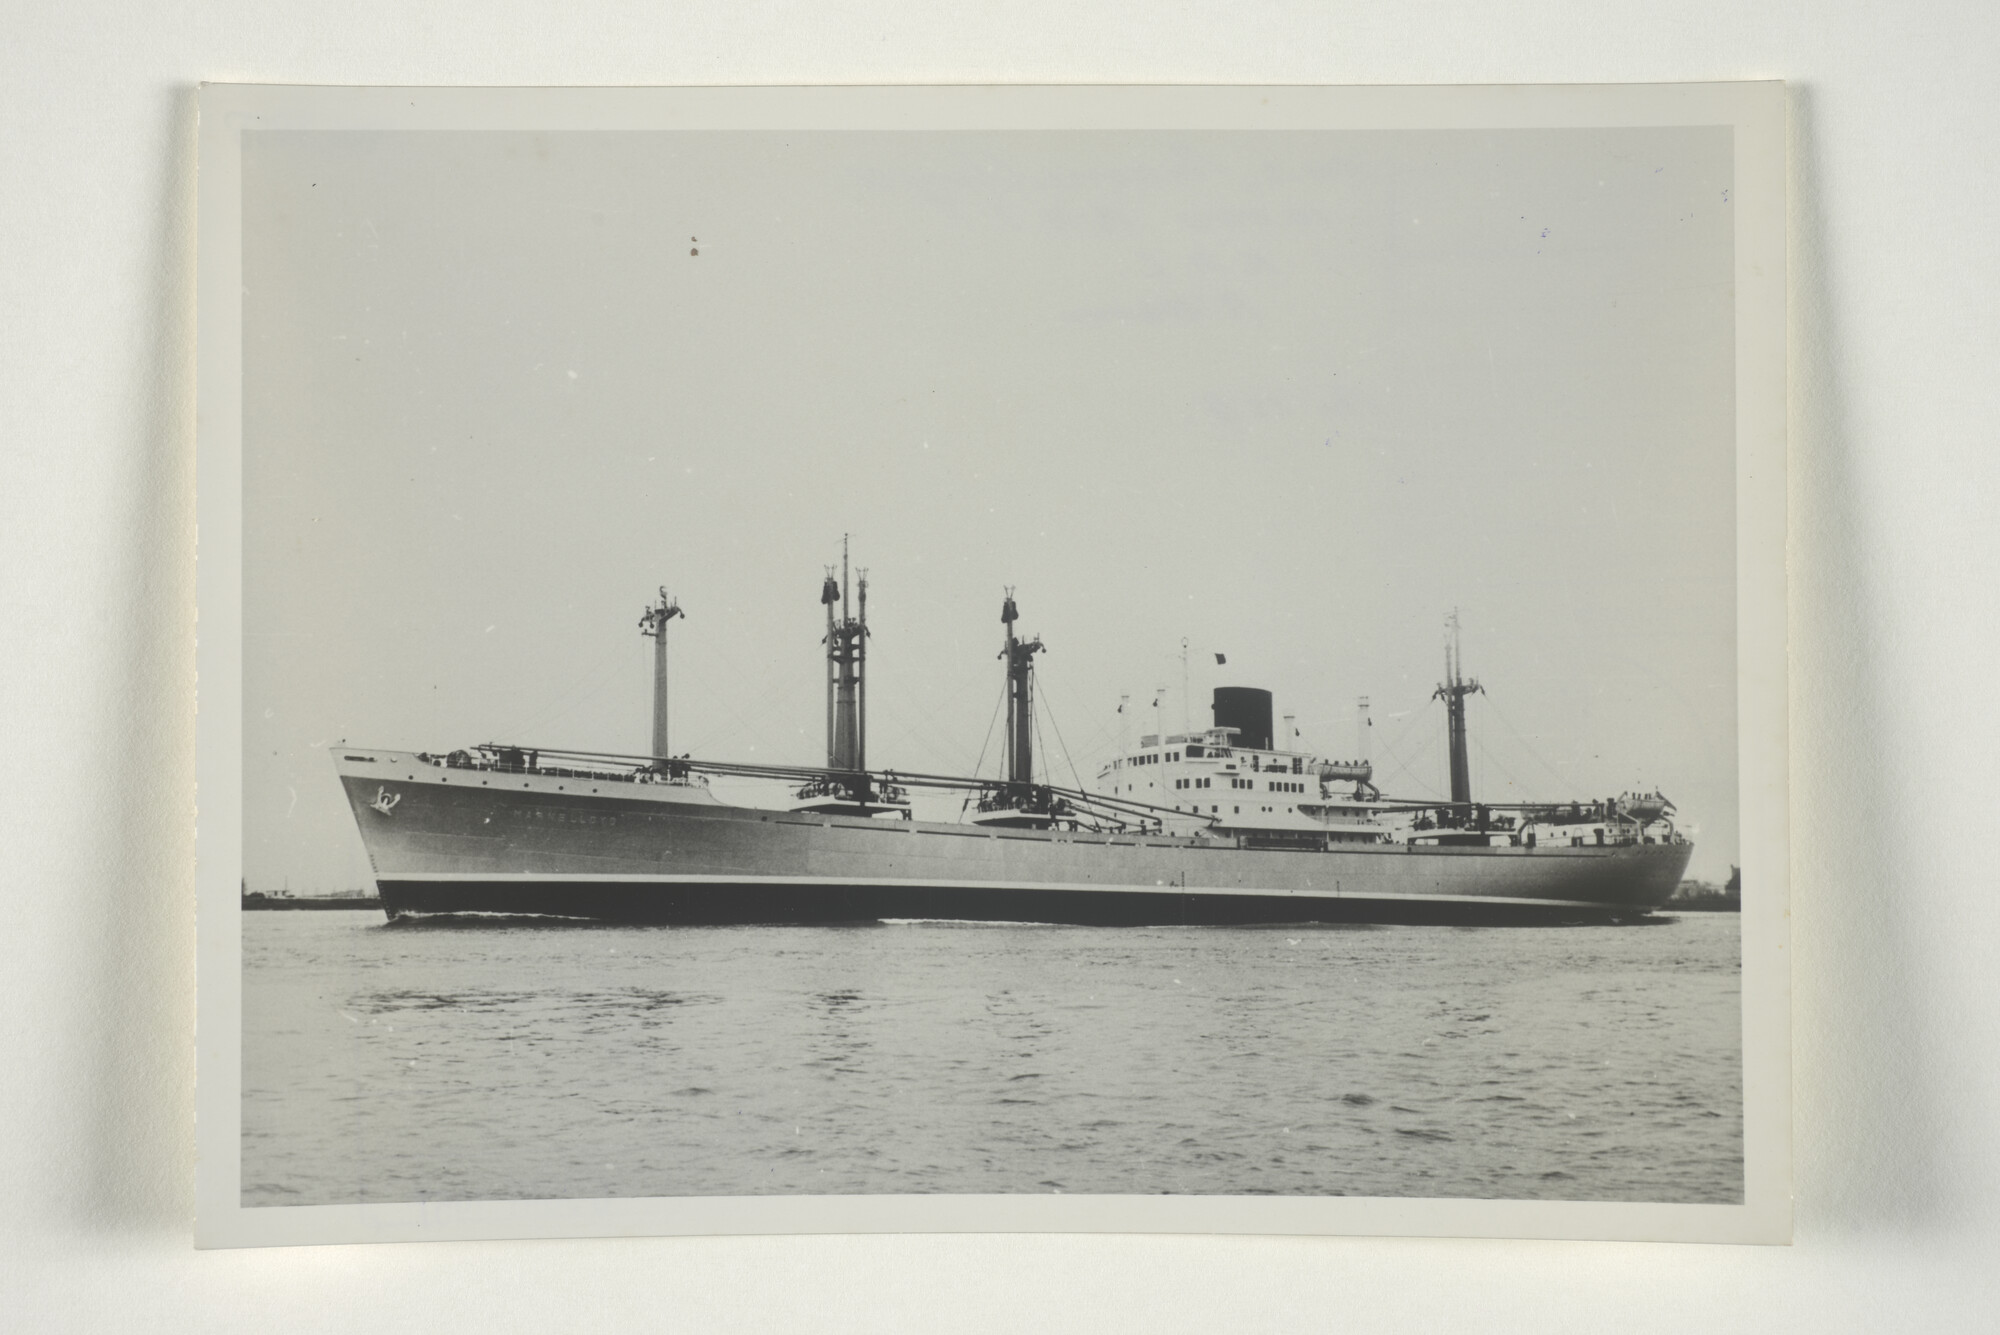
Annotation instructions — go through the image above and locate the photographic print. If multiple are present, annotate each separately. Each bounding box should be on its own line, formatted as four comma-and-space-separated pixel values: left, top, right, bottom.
194, 84, 1789, 1246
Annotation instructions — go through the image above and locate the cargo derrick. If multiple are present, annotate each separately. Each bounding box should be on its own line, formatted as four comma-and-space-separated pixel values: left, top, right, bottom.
974, 590, 1067, 827
794, 539, 906, 816
1431, 610, 1485, 834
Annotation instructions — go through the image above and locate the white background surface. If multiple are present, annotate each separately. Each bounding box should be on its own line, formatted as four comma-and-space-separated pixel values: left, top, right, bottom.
1, 2, 1995, 1331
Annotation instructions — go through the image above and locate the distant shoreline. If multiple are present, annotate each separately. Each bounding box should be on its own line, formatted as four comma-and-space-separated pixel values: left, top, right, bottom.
242, 893, 381, 911
1666, 871, 1741, 913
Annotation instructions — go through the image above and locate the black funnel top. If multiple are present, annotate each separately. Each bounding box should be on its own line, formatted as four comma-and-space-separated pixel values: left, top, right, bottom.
1212, 687, 1273, 751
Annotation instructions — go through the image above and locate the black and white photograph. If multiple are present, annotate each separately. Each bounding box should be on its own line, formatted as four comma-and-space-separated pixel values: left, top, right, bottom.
194, 83, 1789, 1246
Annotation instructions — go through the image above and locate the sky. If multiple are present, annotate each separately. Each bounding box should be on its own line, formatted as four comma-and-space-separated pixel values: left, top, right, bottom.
241, 126, 1738, 887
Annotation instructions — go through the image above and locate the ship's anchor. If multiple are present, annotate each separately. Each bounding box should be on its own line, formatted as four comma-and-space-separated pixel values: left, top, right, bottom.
369, 786, 402, 816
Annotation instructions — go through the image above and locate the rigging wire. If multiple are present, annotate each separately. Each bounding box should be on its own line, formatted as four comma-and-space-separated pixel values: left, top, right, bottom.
682, 662, 807, 758
878, 684, 986, 775
487, 632, 631, 741
1034, 683, 1088, 795
1480, 692, 1576, 792
1371, 704, 1434, 777
492, 642, 631, 744
1041, 692, 1087, 794
1471, 731, 1537, 803
968, 674, 1008, 782
960, 674, 1009, 824
879, 710, 969, 778
1378, 713, 1445, 799
1042, 666, 1123, 772
1031, 695, 1048, 784
669, 626, 810, 757
1368, 701, 1429, 773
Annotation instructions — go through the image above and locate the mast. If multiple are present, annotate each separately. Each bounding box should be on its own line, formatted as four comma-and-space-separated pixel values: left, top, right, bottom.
1431, 611, 1483, 807
1000, 588, 1044, 787
823, 537, 867, 777
637, 588, 683, 767
822, 566, 838, 761
857, 564, 869, 775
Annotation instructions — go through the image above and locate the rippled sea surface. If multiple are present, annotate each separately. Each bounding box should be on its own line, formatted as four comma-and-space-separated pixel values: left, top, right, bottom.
242, 913, 1742, 1205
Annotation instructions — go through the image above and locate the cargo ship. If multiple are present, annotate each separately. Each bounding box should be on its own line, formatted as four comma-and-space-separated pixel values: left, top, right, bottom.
334, 554, 1692, 926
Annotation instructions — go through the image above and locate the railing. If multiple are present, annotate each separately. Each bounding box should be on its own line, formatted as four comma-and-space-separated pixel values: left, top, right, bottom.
439, 740, 1687, 844
794, 775, 909, 807
974, 784, 1076, 818
424, 748, 709, 788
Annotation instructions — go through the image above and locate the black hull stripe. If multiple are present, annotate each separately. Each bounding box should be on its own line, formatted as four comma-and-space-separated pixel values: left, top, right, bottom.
377, 879, 1662, 927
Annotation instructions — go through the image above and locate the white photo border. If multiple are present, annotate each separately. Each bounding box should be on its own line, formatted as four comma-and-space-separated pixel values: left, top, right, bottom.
194, 81, 1789, 1248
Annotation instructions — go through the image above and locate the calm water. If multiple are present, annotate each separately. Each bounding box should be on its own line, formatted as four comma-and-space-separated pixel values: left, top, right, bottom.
242, 913, 1742, 1205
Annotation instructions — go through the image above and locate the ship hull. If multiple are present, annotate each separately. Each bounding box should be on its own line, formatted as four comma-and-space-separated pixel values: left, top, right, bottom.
336, 751, 1692, 927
